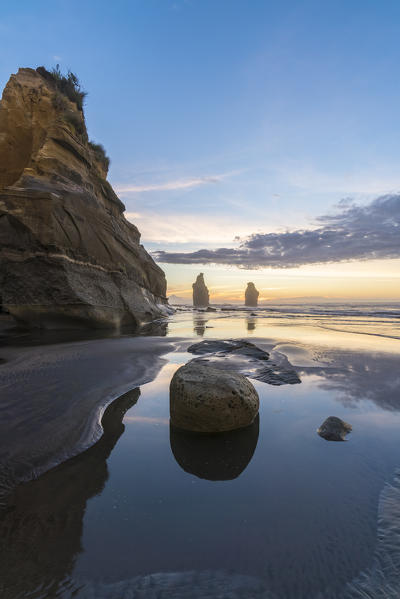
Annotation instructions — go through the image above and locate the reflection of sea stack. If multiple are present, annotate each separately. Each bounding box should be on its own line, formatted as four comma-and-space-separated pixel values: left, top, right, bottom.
192, 273, 209, 308
170, 415, 259, 481
245, 282, 259, 307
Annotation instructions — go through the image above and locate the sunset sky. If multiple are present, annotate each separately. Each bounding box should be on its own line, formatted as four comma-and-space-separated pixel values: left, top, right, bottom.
1, 0, 400, 302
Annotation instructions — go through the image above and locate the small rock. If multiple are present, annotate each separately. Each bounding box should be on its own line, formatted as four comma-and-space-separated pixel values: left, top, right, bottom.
206, 306, 216, 312
317, 416, 352, 441
170, 363, 259, 433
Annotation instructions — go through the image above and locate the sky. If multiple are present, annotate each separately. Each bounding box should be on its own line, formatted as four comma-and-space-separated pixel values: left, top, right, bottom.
1, 0, 400, 302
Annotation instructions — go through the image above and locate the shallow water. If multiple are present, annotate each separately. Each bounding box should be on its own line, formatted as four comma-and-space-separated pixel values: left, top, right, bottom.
1, 305, 400, 598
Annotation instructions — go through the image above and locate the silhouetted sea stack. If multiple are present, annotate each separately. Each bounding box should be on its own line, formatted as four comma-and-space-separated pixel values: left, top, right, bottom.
245, 282, 259, 307
192, 273, 209, 308
0, 67, 168, 329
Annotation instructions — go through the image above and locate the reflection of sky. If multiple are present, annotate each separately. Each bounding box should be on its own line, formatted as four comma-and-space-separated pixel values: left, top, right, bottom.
167, 311, 400, 355
73, 351, 400, 598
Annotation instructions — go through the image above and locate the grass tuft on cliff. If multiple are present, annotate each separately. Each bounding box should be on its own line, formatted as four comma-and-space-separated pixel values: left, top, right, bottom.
37, 65, 87, 111
88, 141, 111, 171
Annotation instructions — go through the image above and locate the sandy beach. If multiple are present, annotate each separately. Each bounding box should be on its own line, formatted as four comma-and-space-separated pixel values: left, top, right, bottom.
1, 304, 400, 598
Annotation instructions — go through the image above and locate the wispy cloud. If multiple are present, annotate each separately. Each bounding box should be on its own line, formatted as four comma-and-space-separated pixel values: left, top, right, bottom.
276, 164, 400, 195
116, 171, 238, 194
125, 212, 255, 244
153, 194, 400, 268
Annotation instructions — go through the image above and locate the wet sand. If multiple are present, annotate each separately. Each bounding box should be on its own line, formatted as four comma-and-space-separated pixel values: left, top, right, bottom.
0, 334, 175, 504
1, 305, 400, 598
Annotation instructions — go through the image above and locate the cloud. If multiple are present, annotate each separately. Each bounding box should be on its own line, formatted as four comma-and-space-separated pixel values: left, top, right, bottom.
153, 194, 400, 268
279, 166, 400, 195
125, 212, 256, 244
116, 172, 235, 194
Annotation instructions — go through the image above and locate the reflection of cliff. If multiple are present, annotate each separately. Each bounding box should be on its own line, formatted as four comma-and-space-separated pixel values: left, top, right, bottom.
0, 387, 139, 599
170, 415, 259, 480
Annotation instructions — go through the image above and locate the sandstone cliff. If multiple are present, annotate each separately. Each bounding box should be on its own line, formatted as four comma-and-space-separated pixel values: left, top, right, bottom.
0, 67, 168, 328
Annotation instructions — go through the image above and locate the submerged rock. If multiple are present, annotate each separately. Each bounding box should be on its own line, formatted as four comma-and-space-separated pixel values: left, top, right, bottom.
170, 362, 259, 432
187, 339, 301, 386
317, 416, 352, 441
245, 282, 259, 307
192, 273, 209, 308
0, 67, 168, 329
170, 415, 259, 480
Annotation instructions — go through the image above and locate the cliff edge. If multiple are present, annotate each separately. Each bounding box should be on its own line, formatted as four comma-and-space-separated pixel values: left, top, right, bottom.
0, 67, 168, 328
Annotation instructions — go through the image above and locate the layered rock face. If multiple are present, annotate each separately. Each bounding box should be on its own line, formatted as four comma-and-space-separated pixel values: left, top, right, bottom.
0, 68, 167, 328
245, 282, 259, 307
192, 273, 209, 308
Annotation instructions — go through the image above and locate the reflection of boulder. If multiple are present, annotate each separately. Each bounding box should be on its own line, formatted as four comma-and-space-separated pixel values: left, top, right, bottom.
170, 363, 259, 432
170, 415, 259, 480
317, 416, 352, 441
192, 273, 209, 308
245, 282, 259, 307
0, 387, 139, 599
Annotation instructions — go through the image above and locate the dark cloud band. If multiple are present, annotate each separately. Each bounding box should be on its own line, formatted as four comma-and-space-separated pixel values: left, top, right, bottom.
153, 194, 400, 269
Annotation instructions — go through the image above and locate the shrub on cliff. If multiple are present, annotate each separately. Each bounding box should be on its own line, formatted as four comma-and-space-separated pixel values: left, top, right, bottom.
64, 111, 87, 140
37, 65, 87, 111
88, 141, 110, 171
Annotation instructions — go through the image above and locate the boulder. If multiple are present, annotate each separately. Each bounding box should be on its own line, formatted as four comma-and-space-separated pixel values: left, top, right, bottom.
170, 363, 259, 432
317, 416, 352, 441
0, 67, 168, 329
245, 282, 259, 307
187, 339, 301, 386
192, 273, 209, 308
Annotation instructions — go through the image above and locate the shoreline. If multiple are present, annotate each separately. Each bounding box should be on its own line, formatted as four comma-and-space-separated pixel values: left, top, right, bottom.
0, 335, 176, 505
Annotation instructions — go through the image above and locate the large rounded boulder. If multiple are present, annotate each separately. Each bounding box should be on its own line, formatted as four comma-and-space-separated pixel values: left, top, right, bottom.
170, 362, 259, 433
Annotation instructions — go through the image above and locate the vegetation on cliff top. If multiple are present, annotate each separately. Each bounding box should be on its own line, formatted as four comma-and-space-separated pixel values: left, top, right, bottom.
88, 141, 110, 171
36, 65, 87, 110
36, 65, 111, 171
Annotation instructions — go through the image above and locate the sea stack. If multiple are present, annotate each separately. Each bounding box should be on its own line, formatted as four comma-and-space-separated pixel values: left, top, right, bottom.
0, 67, 168, 329
245, 282, 259, 307
192, 273, 209, 308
